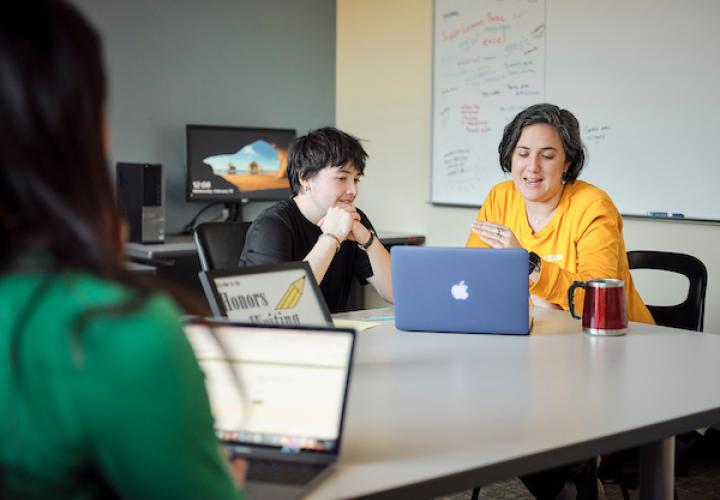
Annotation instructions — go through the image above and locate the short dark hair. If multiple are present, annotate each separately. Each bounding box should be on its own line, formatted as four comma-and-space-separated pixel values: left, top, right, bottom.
498, 103, 586, 182
286, 127, 368, 195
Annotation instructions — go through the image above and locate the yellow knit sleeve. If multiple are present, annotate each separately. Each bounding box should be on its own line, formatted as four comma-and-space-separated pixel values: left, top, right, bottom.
530, 198, 623, 310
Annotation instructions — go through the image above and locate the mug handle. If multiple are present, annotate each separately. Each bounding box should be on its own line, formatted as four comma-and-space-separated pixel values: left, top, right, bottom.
568, 281, 586, 319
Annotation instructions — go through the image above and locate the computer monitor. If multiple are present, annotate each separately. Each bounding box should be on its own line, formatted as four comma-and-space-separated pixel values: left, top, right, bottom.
186, 124, 295, 203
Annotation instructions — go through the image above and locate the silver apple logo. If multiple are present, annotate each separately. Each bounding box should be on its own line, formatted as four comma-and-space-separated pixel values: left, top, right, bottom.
450, 280, 469, 300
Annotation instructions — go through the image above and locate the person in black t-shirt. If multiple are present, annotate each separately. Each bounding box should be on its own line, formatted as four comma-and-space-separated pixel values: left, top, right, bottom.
240, 127, 393, 313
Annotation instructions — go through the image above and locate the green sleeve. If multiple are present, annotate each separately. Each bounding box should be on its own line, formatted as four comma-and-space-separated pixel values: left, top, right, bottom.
77, 295, 244, 500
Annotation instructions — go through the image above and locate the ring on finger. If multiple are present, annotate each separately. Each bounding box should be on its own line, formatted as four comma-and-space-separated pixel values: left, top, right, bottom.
496, 227, 501, 237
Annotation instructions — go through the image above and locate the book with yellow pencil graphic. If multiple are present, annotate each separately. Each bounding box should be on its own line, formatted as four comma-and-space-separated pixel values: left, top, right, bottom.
275, 276, 306, 310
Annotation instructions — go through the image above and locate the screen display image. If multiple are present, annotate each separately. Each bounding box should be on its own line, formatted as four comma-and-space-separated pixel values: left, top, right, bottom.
184, 324, 353, 452
213, 268, 329, 326
187, 125, 296, 202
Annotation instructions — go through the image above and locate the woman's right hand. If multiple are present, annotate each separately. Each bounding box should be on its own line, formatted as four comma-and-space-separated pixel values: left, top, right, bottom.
318, 205, 356, 241
228, 457, 248, 489
471, 220, 522, 249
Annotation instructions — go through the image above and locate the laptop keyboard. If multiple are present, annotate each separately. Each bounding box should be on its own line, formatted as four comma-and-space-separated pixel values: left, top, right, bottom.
246, 459, 327, 485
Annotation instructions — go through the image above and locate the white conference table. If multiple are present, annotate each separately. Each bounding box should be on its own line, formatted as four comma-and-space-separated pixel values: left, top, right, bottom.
306, 307, 720, 500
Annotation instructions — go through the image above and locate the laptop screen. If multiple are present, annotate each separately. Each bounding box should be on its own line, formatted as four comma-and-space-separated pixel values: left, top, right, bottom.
184, 321, 354, 454
198, 262, 332, 327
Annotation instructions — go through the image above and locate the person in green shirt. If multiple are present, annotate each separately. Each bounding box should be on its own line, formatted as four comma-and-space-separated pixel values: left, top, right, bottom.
0, 2, 245, 498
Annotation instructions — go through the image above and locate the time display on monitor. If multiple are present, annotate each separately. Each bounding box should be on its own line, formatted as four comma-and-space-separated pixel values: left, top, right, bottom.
186, 125, 296, 202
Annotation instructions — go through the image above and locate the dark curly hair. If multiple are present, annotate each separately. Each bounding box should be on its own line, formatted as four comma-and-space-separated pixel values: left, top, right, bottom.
498, 103, 586, 182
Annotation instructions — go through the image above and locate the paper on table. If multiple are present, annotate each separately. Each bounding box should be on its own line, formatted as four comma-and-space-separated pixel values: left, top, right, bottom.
332, 318, 381, 331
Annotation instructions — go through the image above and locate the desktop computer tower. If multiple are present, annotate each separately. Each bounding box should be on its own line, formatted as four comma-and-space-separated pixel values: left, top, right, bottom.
116, 162, 165, 244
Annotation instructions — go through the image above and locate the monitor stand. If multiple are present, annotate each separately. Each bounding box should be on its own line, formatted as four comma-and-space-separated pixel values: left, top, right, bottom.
224, 200, 248, 222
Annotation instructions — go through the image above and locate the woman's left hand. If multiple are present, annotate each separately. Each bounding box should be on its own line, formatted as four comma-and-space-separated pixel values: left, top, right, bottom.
471, 221, 522, 249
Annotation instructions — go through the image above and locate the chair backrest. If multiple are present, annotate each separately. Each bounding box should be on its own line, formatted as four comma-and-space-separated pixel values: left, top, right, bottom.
193, 221, 251, 272
627, 250, 708, 331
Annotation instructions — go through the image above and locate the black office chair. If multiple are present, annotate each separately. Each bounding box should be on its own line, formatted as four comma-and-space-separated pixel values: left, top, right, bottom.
598, 250, 708, 500
193, 221, 252, 271
627, 250, 708, 331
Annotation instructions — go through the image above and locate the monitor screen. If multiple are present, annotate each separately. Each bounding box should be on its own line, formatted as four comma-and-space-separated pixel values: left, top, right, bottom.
186, 124, 295, 202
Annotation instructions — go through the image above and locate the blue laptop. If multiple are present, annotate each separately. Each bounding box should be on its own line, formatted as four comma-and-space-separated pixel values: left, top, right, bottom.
392, 246, 531, 335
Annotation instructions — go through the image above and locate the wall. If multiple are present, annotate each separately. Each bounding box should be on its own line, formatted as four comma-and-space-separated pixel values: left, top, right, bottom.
337, 0, 720, 332
71, 0, 336, 233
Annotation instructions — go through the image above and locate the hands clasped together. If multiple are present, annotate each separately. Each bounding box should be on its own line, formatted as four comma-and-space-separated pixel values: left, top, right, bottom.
318, 204, 372, 245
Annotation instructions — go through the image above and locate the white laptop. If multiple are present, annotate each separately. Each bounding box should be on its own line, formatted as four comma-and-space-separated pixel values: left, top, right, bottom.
184, 319, 355, 500
392, 246, 532, 335
198, 262, 332, 327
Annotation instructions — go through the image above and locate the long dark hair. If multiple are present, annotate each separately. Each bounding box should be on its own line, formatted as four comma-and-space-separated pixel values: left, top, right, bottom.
0, 1, 204, 370
0, 0, 120, 272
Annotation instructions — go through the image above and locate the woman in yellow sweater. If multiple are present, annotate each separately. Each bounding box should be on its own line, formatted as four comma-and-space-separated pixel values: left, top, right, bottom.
466, 103, 653, 324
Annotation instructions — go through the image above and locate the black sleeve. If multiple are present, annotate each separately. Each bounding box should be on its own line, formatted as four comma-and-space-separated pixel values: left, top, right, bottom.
354, 209, 375, 282
239, 214, 293, 266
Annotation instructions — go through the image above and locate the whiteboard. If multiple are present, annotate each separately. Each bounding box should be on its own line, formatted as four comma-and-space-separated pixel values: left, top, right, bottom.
432, 0, 720, 221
